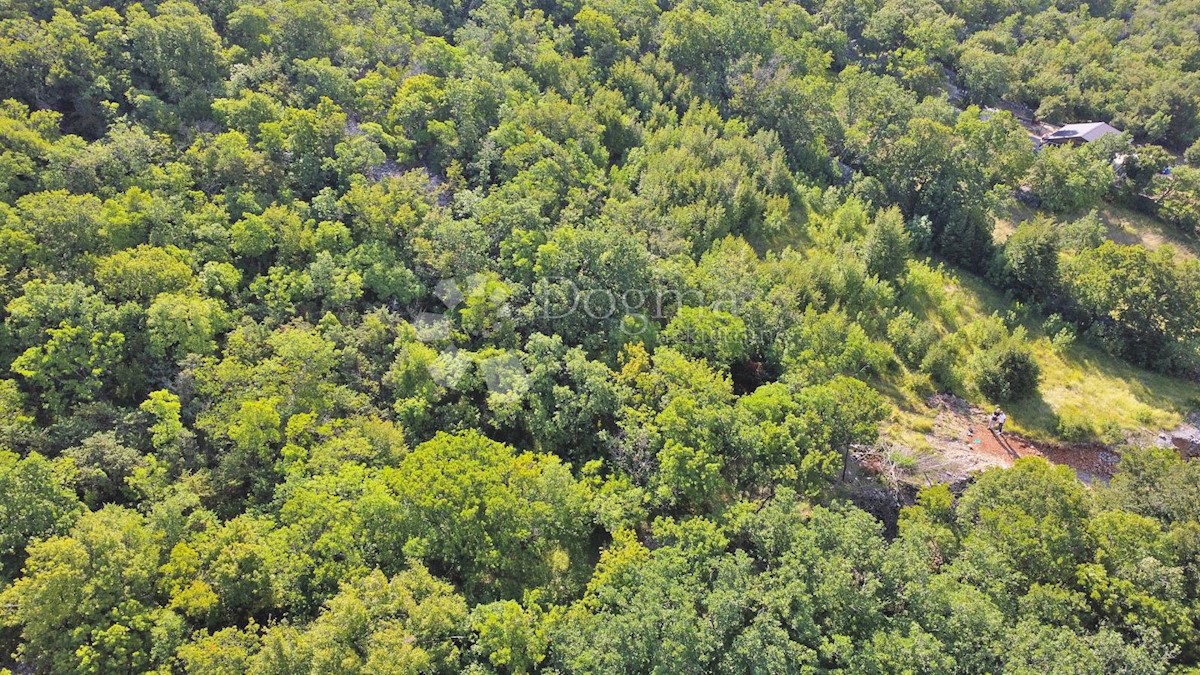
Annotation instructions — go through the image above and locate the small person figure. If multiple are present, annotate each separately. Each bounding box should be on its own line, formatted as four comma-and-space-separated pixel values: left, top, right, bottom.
988, 408, 1000, 431
996, 409, 1007, 435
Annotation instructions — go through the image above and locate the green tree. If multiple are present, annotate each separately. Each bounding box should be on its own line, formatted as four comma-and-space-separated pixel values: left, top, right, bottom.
550, 523, 758, 674
63, 431, 144, 507
126, 1, 227, 107
147, 293, 229, 360
471, 598, 550, 673
661, 306, 749, 367
1028, 144, 1115, 214
521, 333, 623, 461
11, 320, 125, 414
994, 217, 1061, 304
251, 565, 466, 673
862, 206, 912, 281
1105, 446, 1200, 524
0, 450, 81, 581
529, 225, 652, 351
1061, 242, 1200, 372
0, 507, 178, 674
13, 190, 107, 269
378, 430, 592, 601
160, 514, 282, 627
94, 245, 194, 303
956, 458, 1092, 589
1151, 165, 1200, 233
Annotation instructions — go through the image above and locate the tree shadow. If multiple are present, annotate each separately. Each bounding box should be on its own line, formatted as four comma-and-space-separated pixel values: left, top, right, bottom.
1004, 390, 1060, 439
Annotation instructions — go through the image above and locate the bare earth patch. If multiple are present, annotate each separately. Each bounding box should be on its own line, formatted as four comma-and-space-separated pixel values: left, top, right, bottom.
892, 394, 1122, 485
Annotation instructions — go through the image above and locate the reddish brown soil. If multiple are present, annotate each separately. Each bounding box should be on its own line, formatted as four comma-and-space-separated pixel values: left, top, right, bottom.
928, 394, 1119, 483
964, 424, 1117, 481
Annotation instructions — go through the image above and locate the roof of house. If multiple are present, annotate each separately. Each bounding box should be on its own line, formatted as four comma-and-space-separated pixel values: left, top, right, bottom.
1044, 122, 1121, 142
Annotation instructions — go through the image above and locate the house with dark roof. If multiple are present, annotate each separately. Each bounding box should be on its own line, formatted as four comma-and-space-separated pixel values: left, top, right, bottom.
1041, 122, 1121, 146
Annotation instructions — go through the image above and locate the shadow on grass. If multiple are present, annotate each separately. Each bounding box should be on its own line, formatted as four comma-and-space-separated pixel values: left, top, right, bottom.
1005, 391, 1060, 440
1010, 340, 1199, 442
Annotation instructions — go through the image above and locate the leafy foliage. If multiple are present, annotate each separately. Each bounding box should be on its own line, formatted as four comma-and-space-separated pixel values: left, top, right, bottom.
0, 0, 1198, 670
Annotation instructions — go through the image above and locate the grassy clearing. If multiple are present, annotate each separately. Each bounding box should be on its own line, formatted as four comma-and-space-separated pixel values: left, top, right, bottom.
789, 199, 1198, 447
892, 264, 1200, 444
993, 201, 1037, 242
1009, 337, 1198, 442
1094, 204, 1200, 261
880, 408, 936, 453
995, 204, 1200, 440
995, 202, 1200, 262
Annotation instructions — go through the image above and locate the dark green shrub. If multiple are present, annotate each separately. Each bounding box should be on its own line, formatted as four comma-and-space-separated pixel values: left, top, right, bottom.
972, 343, 1041, 402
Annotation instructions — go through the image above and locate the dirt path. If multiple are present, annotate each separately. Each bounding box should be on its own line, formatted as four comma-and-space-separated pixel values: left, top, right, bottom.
918, 394, 1120, 484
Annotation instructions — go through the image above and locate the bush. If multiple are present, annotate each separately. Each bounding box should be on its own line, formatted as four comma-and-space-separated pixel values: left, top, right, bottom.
1099, 420, 1125, 445
1185, 138, 1200, 167
904, 372, 936, 400
906, 215, 934, 254
921, 342, 965, 393
887, 311, 939, 367
1058, 210, 1105, 251
1042, 314, 1077, 352
972, 342, 1041, 402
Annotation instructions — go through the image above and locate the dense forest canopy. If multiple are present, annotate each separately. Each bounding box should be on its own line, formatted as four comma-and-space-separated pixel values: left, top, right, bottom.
2, 0, 1200, 670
